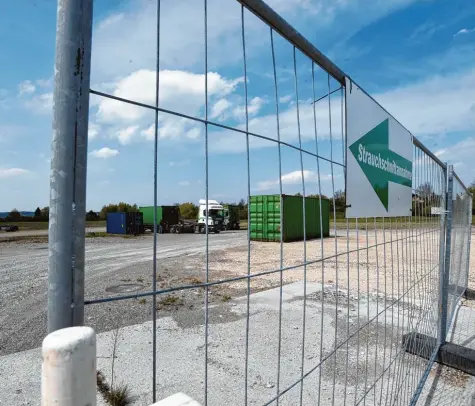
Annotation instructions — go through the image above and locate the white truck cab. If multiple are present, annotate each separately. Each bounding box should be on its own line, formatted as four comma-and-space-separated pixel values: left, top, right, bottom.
196, 199, 224, 233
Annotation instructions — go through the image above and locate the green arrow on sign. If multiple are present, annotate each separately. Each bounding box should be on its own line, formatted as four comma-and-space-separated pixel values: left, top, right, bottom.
349, 119, 412, 211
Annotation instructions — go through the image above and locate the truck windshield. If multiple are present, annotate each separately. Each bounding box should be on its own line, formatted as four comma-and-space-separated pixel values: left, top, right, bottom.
204, 209, 223, 217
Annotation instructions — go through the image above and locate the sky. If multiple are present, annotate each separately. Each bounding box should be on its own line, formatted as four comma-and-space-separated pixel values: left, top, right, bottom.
0, 0, 474, 211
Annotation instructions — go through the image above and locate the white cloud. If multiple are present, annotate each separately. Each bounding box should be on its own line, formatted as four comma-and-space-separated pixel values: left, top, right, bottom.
91, 0, 317, 82
209, 68, 474, 154
0, 167, 30, 178
18, 80, 36, 96
116, 125, 139, 145
90, 0, 423, 83
90, 147, 119, 159
36, 78, 53, 88
454, 27, 475, 37
96, 69, 243, 128
178, 181, 191, 187
375, 69, 475, 137
434, 137, 475, 183
279, 95, 293, 103
210, 95, 343, 154
141, 124, 155, 141
233, 97, 266, 119
141, 117, 202, 141
24, 92, 53, 114
409, 22, 445, 43
169, 160, 190, 167
210, 98, 231, 120
257, 170, 332, 191
88, 123, 100, 140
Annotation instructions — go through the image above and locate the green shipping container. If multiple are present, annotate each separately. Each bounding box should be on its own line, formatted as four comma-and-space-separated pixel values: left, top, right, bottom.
249, 194, 330, 242
140, 206, 163, 225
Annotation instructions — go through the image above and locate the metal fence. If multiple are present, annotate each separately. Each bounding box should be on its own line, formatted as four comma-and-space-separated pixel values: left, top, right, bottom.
48, 0, 472, 404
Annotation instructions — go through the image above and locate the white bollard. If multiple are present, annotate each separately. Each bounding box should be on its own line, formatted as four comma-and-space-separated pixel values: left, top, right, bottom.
42, 326, 96, 406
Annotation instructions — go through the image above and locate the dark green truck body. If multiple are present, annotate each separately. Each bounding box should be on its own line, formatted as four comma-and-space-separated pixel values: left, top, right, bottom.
249, 194, 330, 242
139, 205, 180, 232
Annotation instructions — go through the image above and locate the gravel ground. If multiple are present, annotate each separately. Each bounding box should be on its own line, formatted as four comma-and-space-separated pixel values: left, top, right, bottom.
0, 226, 105, 239
1, 225, 473, 404
2, 226, 472, 357
0, 231, 246, 356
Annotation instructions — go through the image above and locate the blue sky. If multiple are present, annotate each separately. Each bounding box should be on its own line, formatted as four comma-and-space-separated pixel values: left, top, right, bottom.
0, 0, 474, 211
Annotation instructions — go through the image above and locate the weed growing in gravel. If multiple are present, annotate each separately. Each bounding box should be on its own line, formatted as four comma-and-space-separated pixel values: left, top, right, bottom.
97, 370, 135, 405
159, 295, 180, 305
138, 298, 147, 304
157, 294, 184, 309
97, 327, 136, 405
185, 276, 203, 285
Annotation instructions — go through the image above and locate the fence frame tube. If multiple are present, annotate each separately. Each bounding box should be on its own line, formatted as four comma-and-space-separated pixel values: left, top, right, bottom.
48, 0, 93, 332
237, 0, 346, 85
439, 165, 454, 345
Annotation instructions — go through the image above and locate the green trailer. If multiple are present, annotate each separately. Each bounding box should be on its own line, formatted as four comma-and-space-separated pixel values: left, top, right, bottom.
139, 205, 180, 233
249, 194, 330, 242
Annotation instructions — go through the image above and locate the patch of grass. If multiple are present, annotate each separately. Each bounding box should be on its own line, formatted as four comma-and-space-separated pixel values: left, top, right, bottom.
138, 298, 147, 305
86, 231, 109, 238
97, 371, 135, 406
157, 295, 183, 308
1, 230, 138, 243
86, 231, 137, 238
332, 215, 442, 230
4, 220, 106, 231
183, 276, 203, 285
221, 294, 232, 302
0, 235, 48, 244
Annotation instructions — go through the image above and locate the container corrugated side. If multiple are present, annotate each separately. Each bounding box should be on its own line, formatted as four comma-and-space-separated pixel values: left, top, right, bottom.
106, 212, 126, 234
250, 194, 330, 242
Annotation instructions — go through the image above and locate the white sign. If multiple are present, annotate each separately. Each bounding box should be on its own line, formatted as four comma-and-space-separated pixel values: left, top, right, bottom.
431, 207, 443, 215
345, 78, 413, 218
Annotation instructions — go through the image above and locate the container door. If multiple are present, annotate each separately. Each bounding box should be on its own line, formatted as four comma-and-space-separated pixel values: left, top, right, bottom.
250, 195, 281, 241
121, 212, 126, 234
250, 196, 264, 240
266, 195, 281, 242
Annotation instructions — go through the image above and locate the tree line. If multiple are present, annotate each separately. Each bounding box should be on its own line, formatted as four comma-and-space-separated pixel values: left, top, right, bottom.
3, 182, 474, 224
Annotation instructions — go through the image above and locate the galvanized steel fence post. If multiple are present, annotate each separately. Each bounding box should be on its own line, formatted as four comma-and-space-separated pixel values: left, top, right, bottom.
438, 165, 454, 345
465, 196, 473, 293
437, 164, 448, 347
48, 0, 93, 333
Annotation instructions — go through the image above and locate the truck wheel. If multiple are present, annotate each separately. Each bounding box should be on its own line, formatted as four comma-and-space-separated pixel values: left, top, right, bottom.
201, 226, 206, 234
214, 229, 220, 234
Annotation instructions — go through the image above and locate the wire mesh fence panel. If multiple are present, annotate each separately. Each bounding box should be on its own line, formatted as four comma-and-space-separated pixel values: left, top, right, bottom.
446, 173, 473, 329
48, 0, 472, 405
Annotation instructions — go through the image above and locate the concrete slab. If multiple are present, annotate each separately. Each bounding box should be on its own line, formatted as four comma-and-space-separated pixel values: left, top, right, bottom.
3, 279, 471, 406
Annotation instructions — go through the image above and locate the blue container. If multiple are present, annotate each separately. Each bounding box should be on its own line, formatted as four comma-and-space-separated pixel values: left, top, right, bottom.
107, 212, 126, 234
